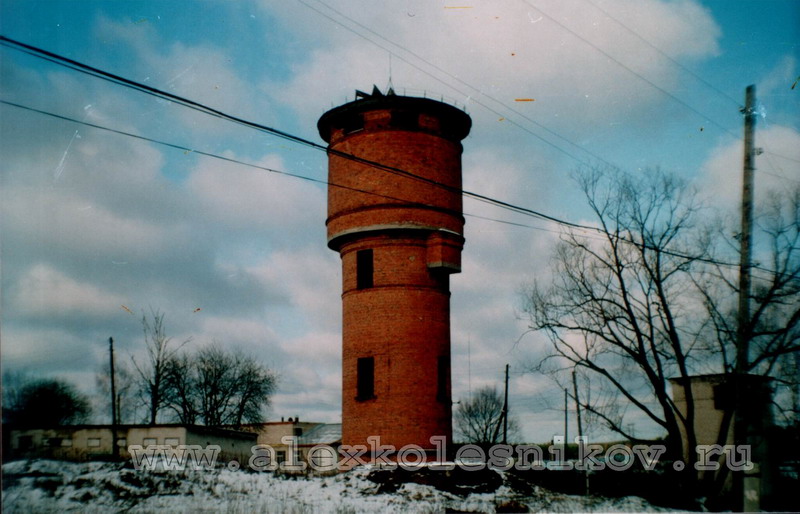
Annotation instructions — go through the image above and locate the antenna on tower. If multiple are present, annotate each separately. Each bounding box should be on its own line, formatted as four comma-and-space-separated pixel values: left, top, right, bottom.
386, 54, 395, 96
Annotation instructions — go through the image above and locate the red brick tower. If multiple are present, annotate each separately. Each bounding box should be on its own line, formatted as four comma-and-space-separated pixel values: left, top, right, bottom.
318, 88, 471, 453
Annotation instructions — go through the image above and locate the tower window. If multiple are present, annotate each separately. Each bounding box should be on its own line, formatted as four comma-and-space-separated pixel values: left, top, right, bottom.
357, 356, 375, 400
341, 114, 364, 135
356, 249, 374, 289
392, 110, 418, 131
437, 355, 449, 403
432, 269, 450, 292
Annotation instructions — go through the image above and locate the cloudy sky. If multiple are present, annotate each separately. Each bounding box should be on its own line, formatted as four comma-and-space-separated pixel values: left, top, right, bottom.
1, 0, 798, 442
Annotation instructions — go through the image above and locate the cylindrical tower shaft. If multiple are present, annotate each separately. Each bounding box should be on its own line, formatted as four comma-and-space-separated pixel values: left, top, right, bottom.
318, 88, 471, 453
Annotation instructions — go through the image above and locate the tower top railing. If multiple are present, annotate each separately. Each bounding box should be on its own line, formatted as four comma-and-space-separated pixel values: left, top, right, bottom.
327, 85, 469, 114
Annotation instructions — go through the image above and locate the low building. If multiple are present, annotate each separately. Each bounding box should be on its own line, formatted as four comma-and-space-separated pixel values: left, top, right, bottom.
670, 373, 774, 510
298, 423, 342, 471
238, 419, 342, 470
8, 424, 257, 465
238, 417, 320, 465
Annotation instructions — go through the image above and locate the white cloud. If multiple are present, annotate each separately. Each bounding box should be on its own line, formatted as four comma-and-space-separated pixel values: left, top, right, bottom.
265, 0, 721, 136
0, 326, 103, 373
195, 316, 281, 352
699, 124, 800, 211
279, 331, 340, 363
2, 186, 175, 261
264, 328, 343, 422
758, 55, 797, 98
248, 248, 342, 332
13, 264, 128, 317
187, 153, 326, 234
93, 15, 274, 133
6, 0, 786, 443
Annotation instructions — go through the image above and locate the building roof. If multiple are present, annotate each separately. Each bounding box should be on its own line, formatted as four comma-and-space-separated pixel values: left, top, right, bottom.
10, 423, 257, 440
668, 373, 774, 384
298, 423, 342, 446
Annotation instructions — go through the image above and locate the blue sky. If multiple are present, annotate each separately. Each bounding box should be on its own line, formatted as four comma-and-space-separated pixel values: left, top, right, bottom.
1, 0, 798, 442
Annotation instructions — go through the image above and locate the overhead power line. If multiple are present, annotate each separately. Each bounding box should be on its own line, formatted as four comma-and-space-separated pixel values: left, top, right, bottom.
522, 0, 797, 180
299, 1, 795, 181
0, 36, 786, 275
521, 0, 738, 138
2, 99, 782, 279
579, 0, 742, 109
0, 99, 562, 236
297, 0, 612, 169
0, 35, 596, 229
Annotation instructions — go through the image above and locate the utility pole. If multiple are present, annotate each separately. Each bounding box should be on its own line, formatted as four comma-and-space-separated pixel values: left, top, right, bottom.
736, 84, 757, 511
468, 337, 472, 400
737, 84, 756, 379
502, 364, 509, 444
491, 364, 510, 444
573, 370, 589, 494
572, 370, 583, 443
109, 336, 119, 459
564, 388, 569, 451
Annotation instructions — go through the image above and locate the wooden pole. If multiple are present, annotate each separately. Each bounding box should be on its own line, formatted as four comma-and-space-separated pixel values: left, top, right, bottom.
109, 336, 119, 459
573, 370, 589, 494
502, 364, 509, 444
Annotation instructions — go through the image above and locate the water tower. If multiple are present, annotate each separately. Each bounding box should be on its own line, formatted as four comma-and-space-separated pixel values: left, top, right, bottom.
318, 87, 471, 454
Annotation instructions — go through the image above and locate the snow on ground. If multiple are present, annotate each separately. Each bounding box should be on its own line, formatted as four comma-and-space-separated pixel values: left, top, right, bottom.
2, 459, 678, 513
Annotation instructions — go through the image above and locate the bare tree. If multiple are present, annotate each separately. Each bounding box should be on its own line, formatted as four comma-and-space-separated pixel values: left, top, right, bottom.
772, 352, 800, 427
521, 167, 799, 482
697, 188, 800, 377
454, 386, 519, 444
163, 343, 278, 427
131, 310, 189, 424
522, 167, 707, 458
163, 353, 198, 424
96, 359, 137, 424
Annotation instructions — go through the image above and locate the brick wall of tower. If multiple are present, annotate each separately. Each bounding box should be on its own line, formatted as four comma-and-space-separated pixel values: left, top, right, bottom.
318, 93, 471, 454
340, 235, 452, 450
326, 128, 465, 245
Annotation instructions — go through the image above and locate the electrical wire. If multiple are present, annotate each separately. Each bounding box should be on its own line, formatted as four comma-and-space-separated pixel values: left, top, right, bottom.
0, 98, 562, 236
0, 35, 609, 230
578, 0, 743, 109
297, 0, 614, 169
0, 36, 790, 275
300, 1, 798, 183
520, 0, 739, 138
3, 97, 788, 278
531, 0, 799, 176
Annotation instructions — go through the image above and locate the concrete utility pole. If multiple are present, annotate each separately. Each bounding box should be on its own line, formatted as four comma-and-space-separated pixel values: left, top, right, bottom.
737, 84, 756, 379
109, 336, 119, 458
736, 84, 757, 511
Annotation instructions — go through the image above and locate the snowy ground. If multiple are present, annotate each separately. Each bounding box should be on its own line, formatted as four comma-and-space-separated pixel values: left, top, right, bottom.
2, 459, 680, 513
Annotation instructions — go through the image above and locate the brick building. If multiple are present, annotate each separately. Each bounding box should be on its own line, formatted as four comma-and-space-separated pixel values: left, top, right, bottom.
318, 87, 471, 454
